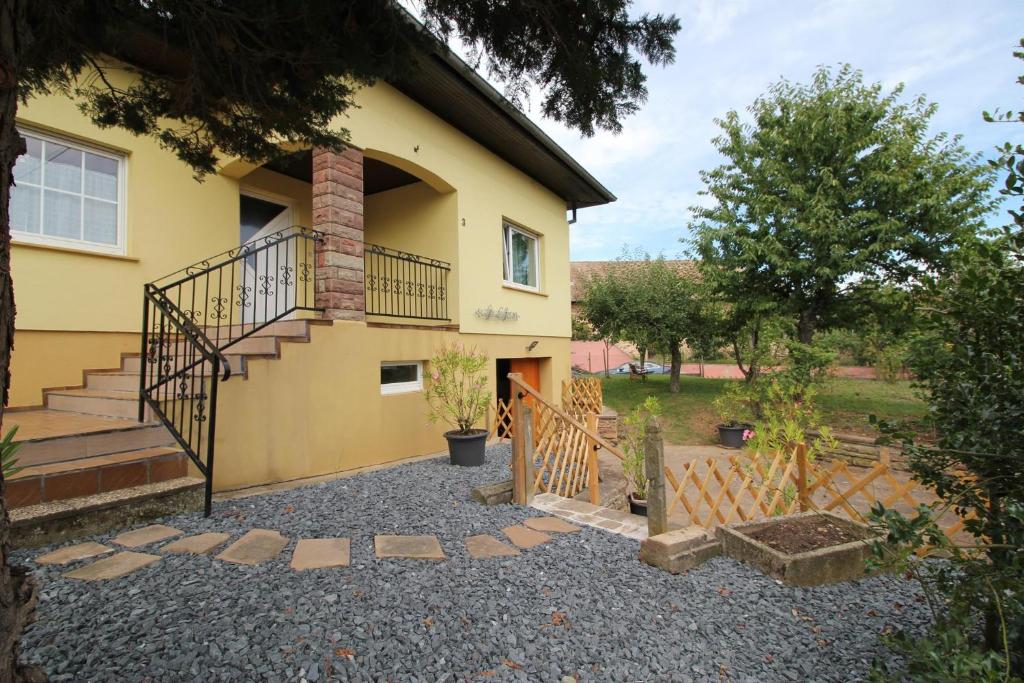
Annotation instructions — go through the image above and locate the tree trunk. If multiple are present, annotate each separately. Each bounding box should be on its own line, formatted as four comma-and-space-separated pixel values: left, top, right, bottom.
668, 342, 682, 393
0, 1, 44, 679
797, 310, 815, 345
602, 341, 610, 378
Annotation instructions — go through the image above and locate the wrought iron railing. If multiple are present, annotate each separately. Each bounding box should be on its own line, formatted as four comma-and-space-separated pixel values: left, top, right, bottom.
364, 243, 450, 321
139, 226, 323, 515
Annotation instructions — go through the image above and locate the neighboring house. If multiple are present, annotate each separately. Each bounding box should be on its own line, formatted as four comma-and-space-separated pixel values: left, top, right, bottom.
4, 43, 614, 515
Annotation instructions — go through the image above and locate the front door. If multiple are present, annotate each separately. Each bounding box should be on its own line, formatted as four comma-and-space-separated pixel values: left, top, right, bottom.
495, 358, 541, 437
240, 191, 294, 324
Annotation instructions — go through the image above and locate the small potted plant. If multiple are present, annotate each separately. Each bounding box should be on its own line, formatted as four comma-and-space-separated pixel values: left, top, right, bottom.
713, 381, 754, 449
425, 343, 492, 466
620, 397, 662, 516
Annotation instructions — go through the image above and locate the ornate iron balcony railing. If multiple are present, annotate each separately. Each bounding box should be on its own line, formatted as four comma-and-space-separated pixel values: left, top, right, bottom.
364, 243, 451, 321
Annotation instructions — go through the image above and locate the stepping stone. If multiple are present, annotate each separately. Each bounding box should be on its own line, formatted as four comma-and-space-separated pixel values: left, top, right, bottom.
523, 516, 582, 534
163, 532, 231, 555
465, 534, 520, 559
502, 525, 552, 549
36, 542, 113, 566
112, 524, 182, 548
290, 538, 351, 570
64, 552, 160, 581
216, 529, 289, 565
374, 535, 445, 561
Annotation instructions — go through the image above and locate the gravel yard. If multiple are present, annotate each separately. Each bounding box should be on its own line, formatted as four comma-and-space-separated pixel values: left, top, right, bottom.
15, 445, 931, 682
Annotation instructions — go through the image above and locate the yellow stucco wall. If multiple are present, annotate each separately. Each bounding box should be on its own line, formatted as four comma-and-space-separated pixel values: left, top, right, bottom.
9, 331, 139, 407
212, 323, 569, 491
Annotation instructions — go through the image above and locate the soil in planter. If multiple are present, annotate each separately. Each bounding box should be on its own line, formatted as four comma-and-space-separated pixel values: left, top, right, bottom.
746, 516, 863, 554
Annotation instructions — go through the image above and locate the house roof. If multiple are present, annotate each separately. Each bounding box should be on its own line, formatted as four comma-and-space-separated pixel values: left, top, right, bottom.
570, 260, 700, 301
391, 45, 616, 210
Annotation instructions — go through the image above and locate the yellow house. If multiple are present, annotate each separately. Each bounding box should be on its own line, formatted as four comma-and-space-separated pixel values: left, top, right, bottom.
4, 44, 613, 519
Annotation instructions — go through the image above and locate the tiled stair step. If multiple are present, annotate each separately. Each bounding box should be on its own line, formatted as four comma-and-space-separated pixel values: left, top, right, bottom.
46, 388, 151, 420
86, 371, 141, 392
13, 417, 174, 468
6, 446, 189, 509
198, 318, 327, 340
10, 477, 205, 549
121, 353, 250, 376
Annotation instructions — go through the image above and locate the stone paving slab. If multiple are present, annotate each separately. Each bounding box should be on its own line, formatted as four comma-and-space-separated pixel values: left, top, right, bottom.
465, 534, 520, 559
502, 525, 551, 549
290, 538, 351, 570
216, 529, 289, 565
63, 552, 161, 581
523, 516, 581, 533
163, 532, 231, 555
531, 493, 648, 541
111, 524, 183, 548
374, 535, 445, 561
35, 542, 113, 566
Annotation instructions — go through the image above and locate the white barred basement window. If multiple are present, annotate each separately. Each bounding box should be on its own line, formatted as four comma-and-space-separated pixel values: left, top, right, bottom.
11, 129, 125, 255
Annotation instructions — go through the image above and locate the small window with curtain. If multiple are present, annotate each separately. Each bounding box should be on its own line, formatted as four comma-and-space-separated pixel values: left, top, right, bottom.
380, 361, 423, 395
11, 129, 125, 255
502, 221, 540, 290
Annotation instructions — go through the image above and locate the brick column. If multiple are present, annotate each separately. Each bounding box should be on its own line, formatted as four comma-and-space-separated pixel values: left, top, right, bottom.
312, 146, 365, 321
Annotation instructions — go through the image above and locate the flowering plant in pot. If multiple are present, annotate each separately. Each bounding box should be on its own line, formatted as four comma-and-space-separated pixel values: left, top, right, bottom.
712, 381, 755, 448
620, 396, 662, 516
425, 343, 492, 466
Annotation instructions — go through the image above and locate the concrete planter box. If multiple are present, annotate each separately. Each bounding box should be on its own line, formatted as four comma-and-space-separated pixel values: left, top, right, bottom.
716, 511, 878, 587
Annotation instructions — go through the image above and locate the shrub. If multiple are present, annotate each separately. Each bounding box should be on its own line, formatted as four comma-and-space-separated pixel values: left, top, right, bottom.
424, 344, 492, 434
620, 396, 662, 500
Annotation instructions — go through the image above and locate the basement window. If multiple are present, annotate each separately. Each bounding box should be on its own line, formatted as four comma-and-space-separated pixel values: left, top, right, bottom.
11, 128, 126, 255
380, 361, 423, 395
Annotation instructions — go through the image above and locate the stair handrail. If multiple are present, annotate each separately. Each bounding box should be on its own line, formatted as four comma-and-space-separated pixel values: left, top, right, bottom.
150, 225, 324, 290
507, 374, 624, 460
143, 284, 232, 382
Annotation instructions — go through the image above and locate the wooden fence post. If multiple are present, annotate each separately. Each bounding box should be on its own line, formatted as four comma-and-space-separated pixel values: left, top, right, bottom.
645, 419, 668, 536
585, 412, 601, 505
511, 382, 527, 505
521, 403, 535, 505
796, 442, 808, 512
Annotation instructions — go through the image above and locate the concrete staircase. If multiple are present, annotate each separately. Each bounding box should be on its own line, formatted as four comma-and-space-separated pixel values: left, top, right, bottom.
5, 319, 329, 529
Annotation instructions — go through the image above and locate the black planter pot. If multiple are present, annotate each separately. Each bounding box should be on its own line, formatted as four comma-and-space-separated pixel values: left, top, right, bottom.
445, 429, 488, 466
628, 493, 648, 517
717, 423, 751, 449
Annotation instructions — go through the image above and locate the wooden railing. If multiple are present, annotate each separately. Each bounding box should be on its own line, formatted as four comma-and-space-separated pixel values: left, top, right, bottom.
561, 376, 602, 419
507, 373, 623, 505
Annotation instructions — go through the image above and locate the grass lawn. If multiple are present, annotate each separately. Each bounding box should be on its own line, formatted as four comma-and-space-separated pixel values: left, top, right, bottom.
600, 374, 928, 445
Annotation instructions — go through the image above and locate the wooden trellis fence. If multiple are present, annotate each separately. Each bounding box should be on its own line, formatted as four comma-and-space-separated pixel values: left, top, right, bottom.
561, 377, 603, 419
664, 445, 968, 544
507, 373, 624, 504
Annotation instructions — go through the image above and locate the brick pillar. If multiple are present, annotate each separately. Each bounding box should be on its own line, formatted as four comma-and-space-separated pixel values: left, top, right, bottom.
312, 146, 365, 321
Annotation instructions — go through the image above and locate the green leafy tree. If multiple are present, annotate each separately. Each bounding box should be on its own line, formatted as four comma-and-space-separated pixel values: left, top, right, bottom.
577, 253, 703, 392
0, 3, 680, 680
689, 64, 995, 345
869, 41, 1024, 680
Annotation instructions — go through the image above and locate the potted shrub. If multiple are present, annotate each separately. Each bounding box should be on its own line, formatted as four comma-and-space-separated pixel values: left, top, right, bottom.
712, 381, 753, 449
425, 343, 492, 466
620, 397, 662, 516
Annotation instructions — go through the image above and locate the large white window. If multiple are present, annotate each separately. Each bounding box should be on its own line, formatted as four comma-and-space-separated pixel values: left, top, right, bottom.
502, 221, 539, 290
380, 361, 423, 395
11, 129, 125, 254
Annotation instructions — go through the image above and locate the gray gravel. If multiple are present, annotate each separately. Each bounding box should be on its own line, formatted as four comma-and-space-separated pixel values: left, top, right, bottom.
14, 444, 931, 682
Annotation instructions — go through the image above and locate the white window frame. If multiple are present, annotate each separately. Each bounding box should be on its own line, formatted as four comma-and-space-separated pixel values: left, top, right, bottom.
502, 221, 541, 292
380, 361, 424, 395
12, 127, 127, 256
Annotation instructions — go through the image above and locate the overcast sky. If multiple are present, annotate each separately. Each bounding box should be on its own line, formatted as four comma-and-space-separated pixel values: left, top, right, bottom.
510, 1, 1024, 261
